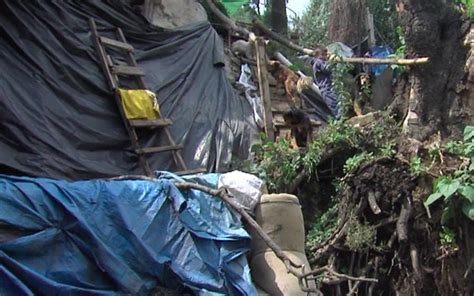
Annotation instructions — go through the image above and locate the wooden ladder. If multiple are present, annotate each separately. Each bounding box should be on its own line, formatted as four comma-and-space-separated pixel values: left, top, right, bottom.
89, 18, 197, 176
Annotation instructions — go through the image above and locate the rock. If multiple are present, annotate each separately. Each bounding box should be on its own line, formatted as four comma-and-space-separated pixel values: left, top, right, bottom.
347, 111, 381, 127
143, 0, 207, 29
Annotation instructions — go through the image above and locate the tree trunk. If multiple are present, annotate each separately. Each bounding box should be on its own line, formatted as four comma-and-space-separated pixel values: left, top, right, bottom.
269, 0, 287, 35
328, 0, 368, 46
396, 0, 470, 140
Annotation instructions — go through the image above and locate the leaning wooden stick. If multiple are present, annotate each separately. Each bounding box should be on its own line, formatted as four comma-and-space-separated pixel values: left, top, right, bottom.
174, 181, 324, 294
174, 181, 300, 269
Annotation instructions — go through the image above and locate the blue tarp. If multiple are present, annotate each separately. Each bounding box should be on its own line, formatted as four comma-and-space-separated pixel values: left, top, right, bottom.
0, 174, 257, 295
370, 46, 395, 76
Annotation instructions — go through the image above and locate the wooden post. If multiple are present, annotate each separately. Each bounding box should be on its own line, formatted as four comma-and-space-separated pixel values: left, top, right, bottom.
255, 37, 275, 141
366, 8, 376, 48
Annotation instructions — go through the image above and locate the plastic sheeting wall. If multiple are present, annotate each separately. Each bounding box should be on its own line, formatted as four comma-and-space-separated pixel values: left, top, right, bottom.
0, 0, 259, 179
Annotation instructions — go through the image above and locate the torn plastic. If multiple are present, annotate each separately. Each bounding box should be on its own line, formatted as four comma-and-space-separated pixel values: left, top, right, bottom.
237, 64, 264, 129
218, 170, 264, 212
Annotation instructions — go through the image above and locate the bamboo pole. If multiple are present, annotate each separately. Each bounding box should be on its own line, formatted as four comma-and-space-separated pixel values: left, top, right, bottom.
332, 56, 429, 65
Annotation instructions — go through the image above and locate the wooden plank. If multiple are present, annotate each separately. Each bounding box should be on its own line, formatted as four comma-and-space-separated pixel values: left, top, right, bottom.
89, 18, 117, 90
116, 28, 148, 89
366, 8, 376, 48
111, 65, 145, 76
100, 36, 134, 51
129, 118, 173, 128
163, 128, 188, 171
136, 144, 184, 154
254, 37, 275, 141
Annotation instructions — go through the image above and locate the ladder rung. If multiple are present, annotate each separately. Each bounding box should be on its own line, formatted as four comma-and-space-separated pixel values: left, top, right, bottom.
129, 118, 173, 128
111, 65, 145, 76
100, 36, 134, 51
175, 168, 207, 176
136, 144, 183, 154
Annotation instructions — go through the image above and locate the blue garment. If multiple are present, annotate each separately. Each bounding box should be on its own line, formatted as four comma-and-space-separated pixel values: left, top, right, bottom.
310, 58, 339, 117
312, 58, 333, 87
0, 174, 257, 295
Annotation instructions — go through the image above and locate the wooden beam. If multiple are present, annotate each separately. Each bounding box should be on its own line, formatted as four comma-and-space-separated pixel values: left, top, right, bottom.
111, 65, 145, 76
136, 144, 183, 154
332, 56, 430, 65
255, 37, 275, 140
100, 36, 134, 51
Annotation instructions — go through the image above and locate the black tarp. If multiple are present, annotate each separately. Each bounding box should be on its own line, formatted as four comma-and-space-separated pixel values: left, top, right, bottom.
0, 0, 259, 179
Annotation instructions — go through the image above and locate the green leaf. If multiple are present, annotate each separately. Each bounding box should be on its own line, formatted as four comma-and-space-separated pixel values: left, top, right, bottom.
424, 192, 443, 206
464, 125, 474, 142
462, 200, 474, 221
460, 185, 474, 203
438, 179, 461, 199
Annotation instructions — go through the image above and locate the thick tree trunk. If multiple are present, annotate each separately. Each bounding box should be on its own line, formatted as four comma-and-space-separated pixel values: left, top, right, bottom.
269, 0, 287, 35
397, 0, 470, 140
328, 0, 367, 46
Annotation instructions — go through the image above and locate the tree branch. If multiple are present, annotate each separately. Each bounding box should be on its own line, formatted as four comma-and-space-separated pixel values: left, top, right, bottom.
205, 0, 255, 40
174, 181, 324, 294
253, 19, 314, 55
301, 266, 378, 283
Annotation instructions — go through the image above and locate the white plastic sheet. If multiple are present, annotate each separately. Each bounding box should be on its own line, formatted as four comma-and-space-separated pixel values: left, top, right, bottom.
218, 170, 264, 212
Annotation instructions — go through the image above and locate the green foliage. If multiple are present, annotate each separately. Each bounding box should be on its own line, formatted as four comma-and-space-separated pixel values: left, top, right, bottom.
328, 58, 355, 119
410, 156, 426, 177
455, 0, 474, 20
379, 143, 396, 158
232, 3, 259, 24
439, 226, 458, 248
344, 152, 374, 174
444, 140, 464, 155
306, 205, 338, 247
250, 134, 302, 192
302, 120, 360, 174
345, 217, 377, 252
246, 113, 400, 193
425, 126, 474, 221
296, 0, 329, 47
388, 26, 408, 73
367, 0, 401, 47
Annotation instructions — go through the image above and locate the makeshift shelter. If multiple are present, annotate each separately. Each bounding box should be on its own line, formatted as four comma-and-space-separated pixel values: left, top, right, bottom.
0, 0, 259, 180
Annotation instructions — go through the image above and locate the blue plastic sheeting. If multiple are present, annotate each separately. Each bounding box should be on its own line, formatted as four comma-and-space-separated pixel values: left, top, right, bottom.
370, 46, 394, 76
0, 174, 257, 295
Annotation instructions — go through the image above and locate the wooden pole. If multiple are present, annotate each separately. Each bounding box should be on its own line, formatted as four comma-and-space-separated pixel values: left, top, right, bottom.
332, 56, 429, 65
255, 37, 275, 140
366, 8, 376, 48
